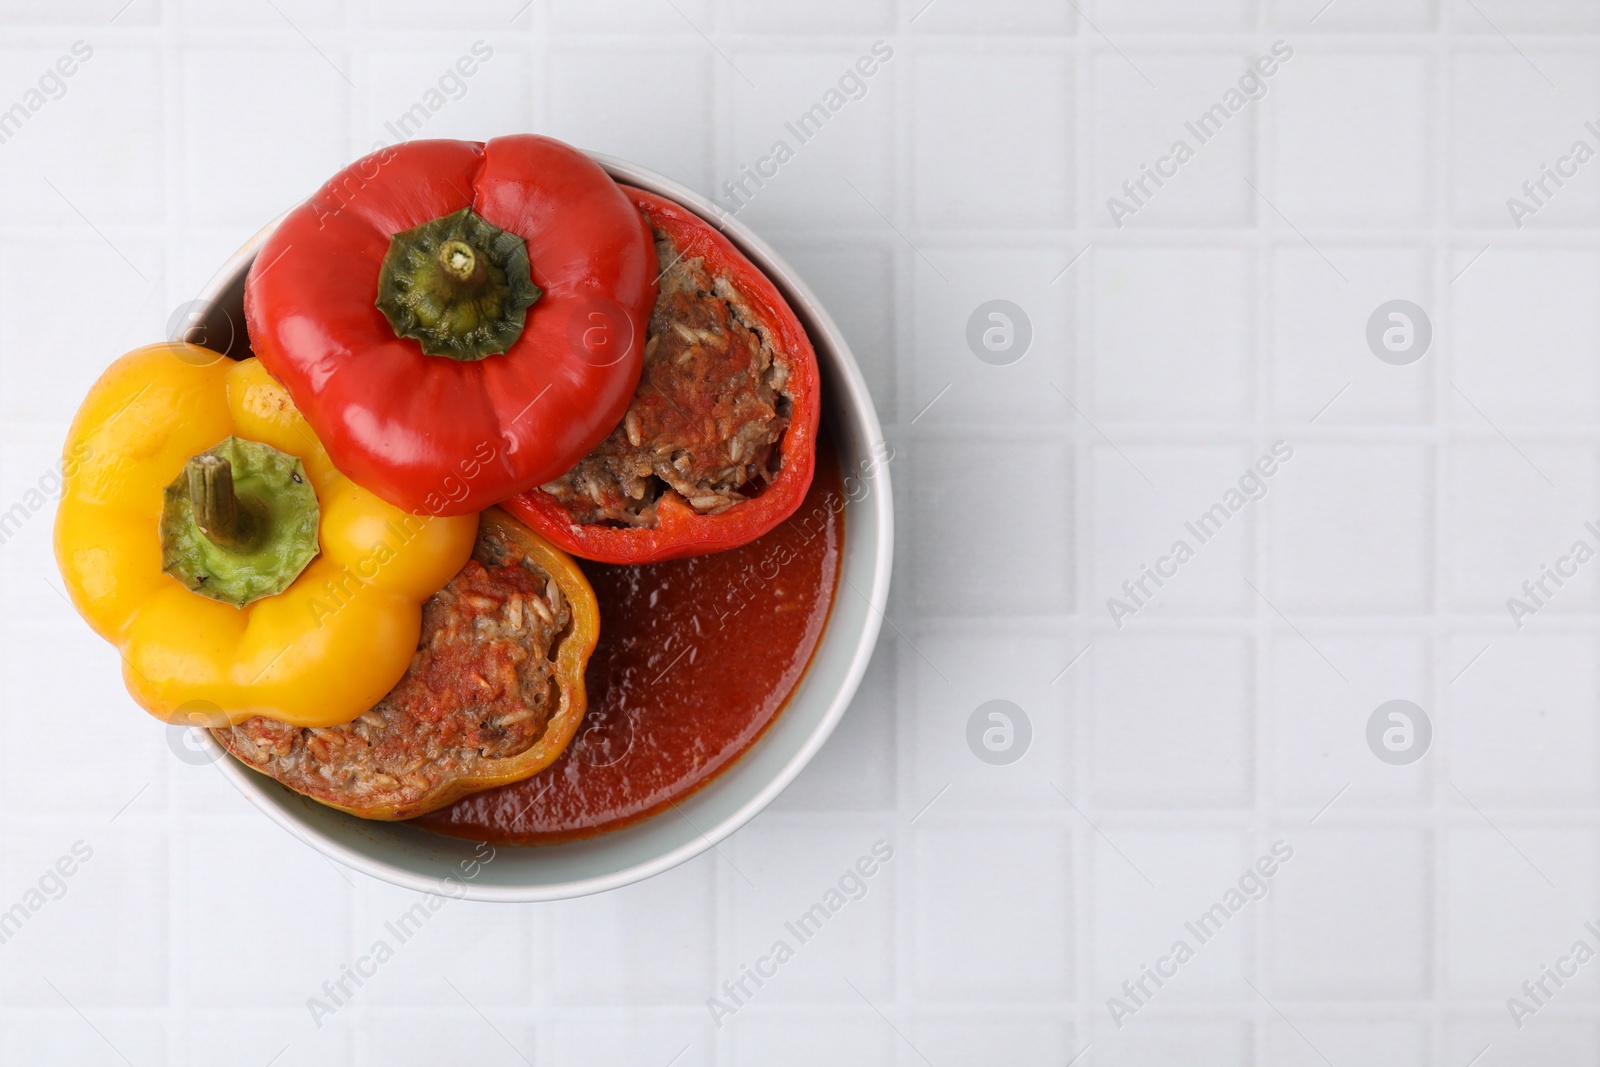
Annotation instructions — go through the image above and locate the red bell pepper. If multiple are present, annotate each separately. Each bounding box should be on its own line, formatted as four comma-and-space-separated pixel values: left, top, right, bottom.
243, 135, 657, 516
502, 186, 821, 564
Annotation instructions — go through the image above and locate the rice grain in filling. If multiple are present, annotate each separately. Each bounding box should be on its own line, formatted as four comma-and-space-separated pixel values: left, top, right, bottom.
213, 526, 571, 815
538, 227, 793, 526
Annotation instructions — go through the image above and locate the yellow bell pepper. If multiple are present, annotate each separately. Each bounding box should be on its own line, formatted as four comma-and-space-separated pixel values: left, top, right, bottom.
55, 343, 478, 728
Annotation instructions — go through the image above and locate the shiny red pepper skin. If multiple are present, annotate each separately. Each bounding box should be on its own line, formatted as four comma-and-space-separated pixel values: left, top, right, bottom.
243, 135, 657, 516
502, 186, 821, 564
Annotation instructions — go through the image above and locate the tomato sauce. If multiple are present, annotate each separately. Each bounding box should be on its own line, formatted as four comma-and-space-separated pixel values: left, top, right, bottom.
417, 436, 844, 844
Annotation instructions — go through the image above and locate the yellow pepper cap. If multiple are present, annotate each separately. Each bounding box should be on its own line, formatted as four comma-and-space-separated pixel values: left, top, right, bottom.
55, 343, 478, 728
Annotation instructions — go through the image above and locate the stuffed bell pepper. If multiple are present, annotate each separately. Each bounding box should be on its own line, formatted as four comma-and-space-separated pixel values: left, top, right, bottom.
56, 343, 599, 820
213, 508, 599, 820
504, 186, 821, 564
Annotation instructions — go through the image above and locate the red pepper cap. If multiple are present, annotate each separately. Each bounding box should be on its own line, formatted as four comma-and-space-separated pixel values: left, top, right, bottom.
244, 135, 657, 516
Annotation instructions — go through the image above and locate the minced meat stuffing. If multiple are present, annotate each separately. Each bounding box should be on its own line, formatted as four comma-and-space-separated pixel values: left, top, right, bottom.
538, 226, 793, 526
213, 524, 571, 814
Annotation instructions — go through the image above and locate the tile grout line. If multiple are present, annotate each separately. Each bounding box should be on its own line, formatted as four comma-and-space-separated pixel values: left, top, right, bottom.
888, 4, 927, 1062
1250, 9, 1273, 1058
1429, 5, 1451, 1060
1070, 3, 1094, 1055
159, 2, 185, 1063
891, 4, 913, 1062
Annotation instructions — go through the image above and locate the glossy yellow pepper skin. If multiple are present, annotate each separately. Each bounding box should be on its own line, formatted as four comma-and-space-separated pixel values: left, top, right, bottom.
54, 343, 478, 728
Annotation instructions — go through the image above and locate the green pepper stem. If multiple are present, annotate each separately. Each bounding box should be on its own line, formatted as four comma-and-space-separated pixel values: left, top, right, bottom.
162, 437, 321, 609
187, 454, 253, 549
437, 239, 482, 283
375, 206, 542, 362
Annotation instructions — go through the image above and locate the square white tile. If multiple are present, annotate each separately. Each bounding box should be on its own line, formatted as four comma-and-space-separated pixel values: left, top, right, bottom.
1446, 633, 1600, 806
540, 1015, 711, 1067
542, 853, 716, 1004
1267, 633, 1433, 808
178, 0, 344, 26
181, 47, 349, 226
1448, 52, 1600, 229
911, 49, 1072, 228
365, 1008, 537, 1065
1268, 244, 1433, 425
908, 622, 1071, 811
1267, 827, 1432, 998
2, 1015, 166, 1067
728, 1011, 896, 1066
1, 624, 168, 817
1263, 1019, 1431, 1067
1266, 442, 1433, 614
1444, 825, 1600, 998
1444, 441, 1600, 616
912, 0, 1074, 34
1271, 52, 1432, 227
0, 237, 162, 423
908, 435, 1073, 616
358, 41, 534, 151
0, 45, 164, 227
1451, 248, 1600, 424
1445, 1017, 1600, 1067
1089, 828, 1260, 1004
359, 890, 535, 1007
0, 826, 167, 1007
724, 47, 896, 232
1271, 0, 1436, 29
725, 0, 895, 34
358, 0, 525, 28
909, 244, 1072, 425
186, 1014, 350, 1067
1091, 52, 1262, 229
1090, 245, 1254, 421
547, 47, 715, 197
551, 0, 711, 31
1449, 0, 1600, 32
724, 820, 896, 1002
1088, 441, 1260, 621
177, 822, 353, 1004
1094, 0, 1253, 31
1088, 1019, 1252, 1067
912, 822, 1072, 999
911, 1012, 1075, 1065
1088, 632, 1254, 808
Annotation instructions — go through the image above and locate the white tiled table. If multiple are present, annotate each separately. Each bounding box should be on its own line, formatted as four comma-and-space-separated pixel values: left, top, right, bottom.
2, 0, 1598, 1063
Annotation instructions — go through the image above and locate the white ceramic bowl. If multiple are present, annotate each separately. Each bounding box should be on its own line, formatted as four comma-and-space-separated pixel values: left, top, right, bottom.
180, 152, 893, 901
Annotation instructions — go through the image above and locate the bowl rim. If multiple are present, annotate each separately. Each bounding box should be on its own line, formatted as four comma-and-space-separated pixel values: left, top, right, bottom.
185, 149, 895, 901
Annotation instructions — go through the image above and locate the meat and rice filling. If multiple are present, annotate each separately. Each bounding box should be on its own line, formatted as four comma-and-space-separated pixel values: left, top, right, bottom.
538, 227, 794, 527
213, 524, 571, 813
